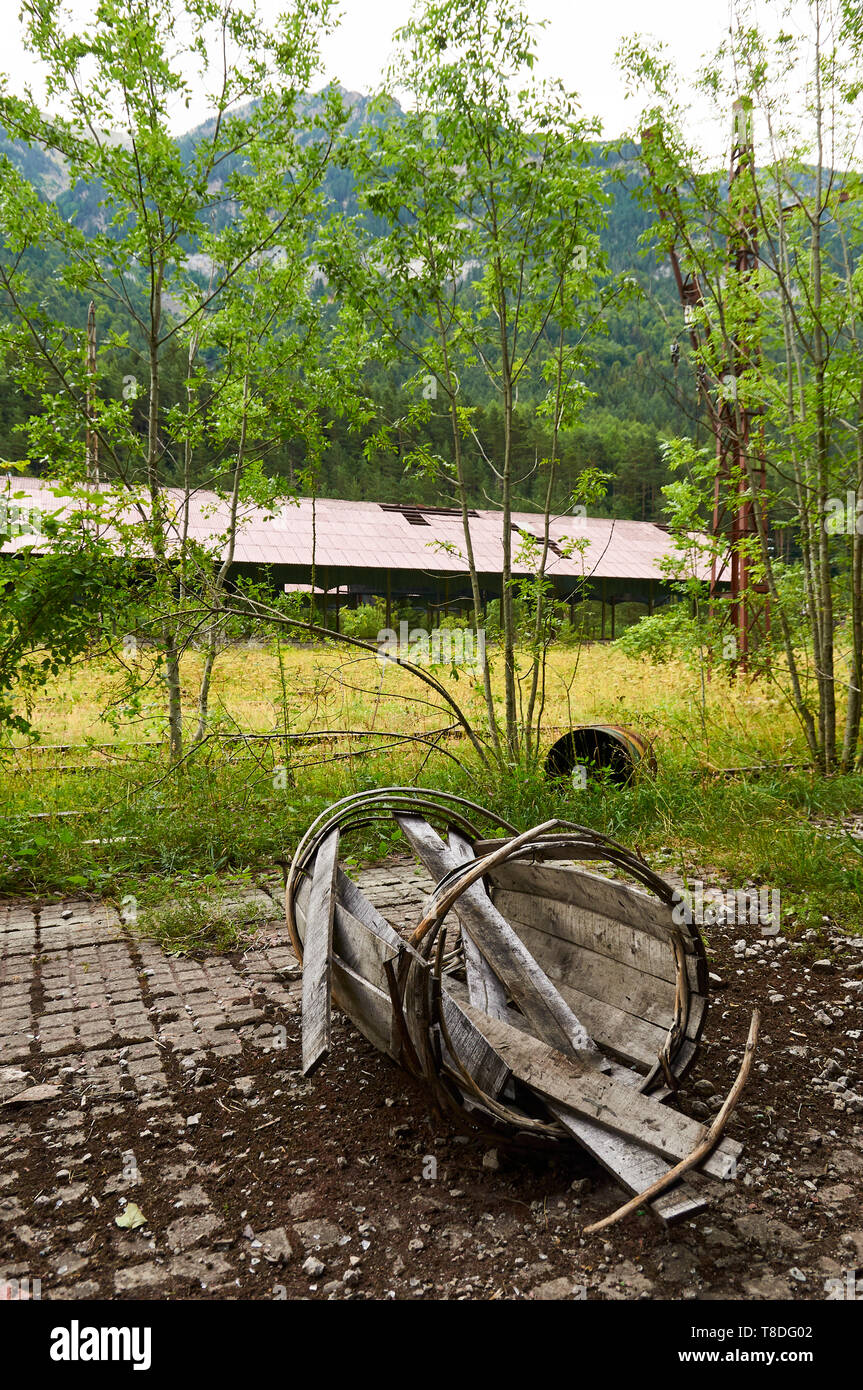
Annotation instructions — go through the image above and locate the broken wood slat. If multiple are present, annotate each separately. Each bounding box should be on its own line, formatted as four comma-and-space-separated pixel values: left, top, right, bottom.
296, 876, 397, 1058
473, 837, 662, 867
396, 815, 601, 1063
446, 831, 511, 1018
492, 878, 708, 1051
300, 829, 341, 1076
488, 860, 692, 952
301, 868, 407, 995
441, 975, 701, 1224
410, 822, 700, 1073
442, 831, 517, 1103
494, 886, 706, 1005
336, 869, 406, 952
665, 1035, 699, 1083
330, 956, 395, 1057
303, 861, 513, 1095
296, 870, 400, 993
457, 999, 740, 1180
444, 831, 674, 1111
584, 1010, 761, 1236
438, 991, 512, 1098
333, 896, 401, 990
546, 1099, 708, 1226
462, 928, 510, 1016
519, 968, 690, 1079
335, 868, 511, 1094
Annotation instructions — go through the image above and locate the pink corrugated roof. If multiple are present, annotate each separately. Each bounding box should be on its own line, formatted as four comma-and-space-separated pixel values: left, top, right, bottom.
0, 476, 716, 583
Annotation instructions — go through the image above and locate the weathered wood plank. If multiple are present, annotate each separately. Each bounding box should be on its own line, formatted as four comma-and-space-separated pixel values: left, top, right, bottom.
462, 928, 509, 1014
457, 999, 739, 1181
336, 869, 406, 951
332, 901, 399, 993
307, 854, 687, 1075
297, 876, 396, 1057
438, 835, 512, 1102
397, 814, 602, 1063
546, 1099, 708, 1225
300, 829, 340, 1076
488, 860, 691, 951
446, 830, 511, 1017
303, 864, 512, 1094
298, 869, 401, 992
493, 887, 677, 983
436, 883, 697, 1224
508, 917, 678, 1032
439, 991, 512, 1098
541, 974, 703, 1070
330, 957, 394, 1057
549, 980, 667, 1071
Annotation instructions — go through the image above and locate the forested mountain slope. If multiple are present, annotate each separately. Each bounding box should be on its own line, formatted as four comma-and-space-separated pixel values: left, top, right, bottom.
0, 89, 699, 521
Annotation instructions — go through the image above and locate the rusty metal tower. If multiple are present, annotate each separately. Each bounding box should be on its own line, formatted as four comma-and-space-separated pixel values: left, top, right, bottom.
643, 100, 770, 673
711, 99, 770, 671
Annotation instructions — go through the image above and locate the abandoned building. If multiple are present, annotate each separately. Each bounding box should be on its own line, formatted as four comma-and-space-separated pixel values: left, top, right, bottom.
1, 475, 718, 637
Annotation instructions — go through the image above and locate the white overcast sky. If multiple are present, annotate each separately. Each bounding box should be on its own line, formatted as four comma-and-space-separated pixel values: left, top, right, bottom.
318, 0, 731, 138
1, 0, 818, 156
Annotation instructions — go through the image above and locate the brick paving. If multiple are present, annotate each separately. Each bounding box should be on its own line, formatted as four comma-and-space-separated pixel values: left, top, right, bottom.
0, 893, 303, 1298
2, 870, 862, 1303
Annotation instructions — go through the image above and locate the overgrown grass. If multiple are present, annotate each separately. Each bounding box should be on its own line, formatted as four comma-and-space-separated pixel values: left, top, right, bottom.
141, 881, 276, 956
1, 641, 861, 947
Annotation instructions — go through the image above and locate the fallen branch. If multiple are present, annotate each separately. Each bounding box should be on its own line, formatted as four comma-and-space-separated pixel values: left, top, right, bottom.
583, 1008, 761, 1236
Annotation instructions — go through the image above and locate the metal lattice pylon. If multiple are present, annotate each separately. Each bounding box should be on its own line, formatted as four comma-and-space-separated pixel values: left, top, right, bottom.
643, 101, 770, 674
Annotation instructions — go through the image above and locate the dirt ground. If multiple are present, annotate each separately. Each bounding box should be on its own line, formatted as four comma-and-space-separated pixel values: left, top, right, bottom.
1, 857, 862, 1302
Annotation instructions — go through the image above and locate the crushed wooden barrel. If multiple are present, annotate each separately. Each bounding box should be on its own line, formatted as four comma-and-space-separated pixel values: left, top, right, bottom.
286, 788, 758, 1230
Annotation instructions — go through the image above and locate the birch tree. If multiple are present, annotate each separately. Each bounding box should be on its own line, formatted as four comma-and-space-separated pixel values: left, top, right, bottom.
0, 0, 346, 760
325, 0, 612, 766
